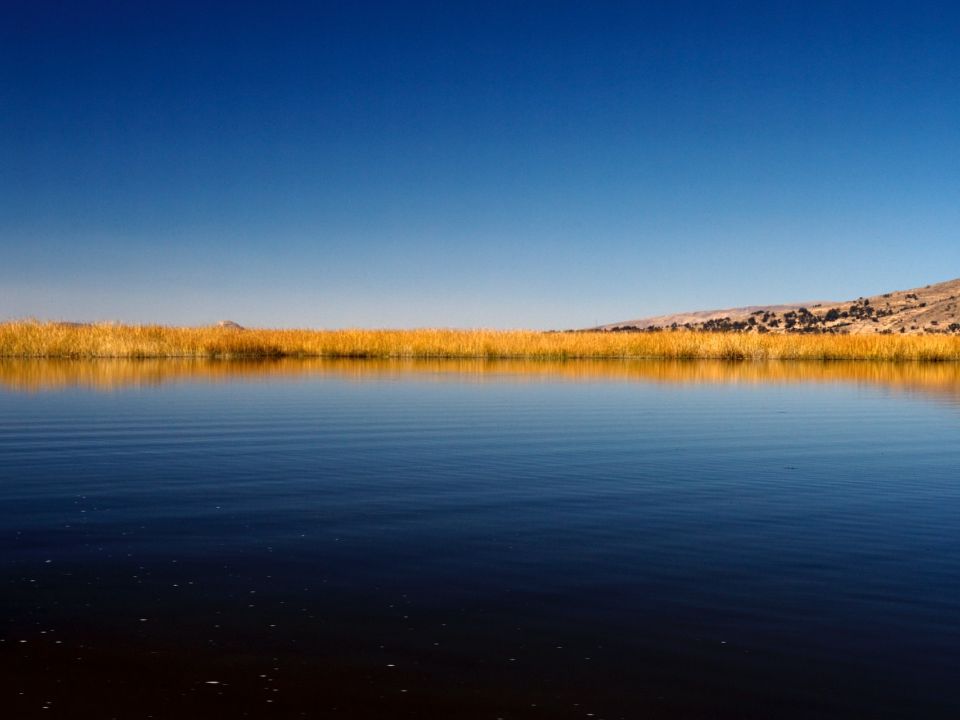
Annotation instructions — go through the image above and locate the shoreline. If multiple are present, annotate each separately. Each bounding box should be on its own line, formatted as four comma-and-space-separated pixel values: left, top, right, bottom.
2, 322, 960, 362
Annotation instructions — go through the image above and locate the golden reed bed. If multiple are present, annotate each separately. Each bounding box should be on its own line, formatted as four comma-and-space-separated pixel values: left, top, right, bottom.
1, 321, 960, 361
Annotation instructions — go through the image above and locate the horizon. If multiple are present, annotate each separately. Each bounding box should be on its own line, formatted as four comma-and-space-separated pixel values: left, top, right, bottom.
4, 1, 960, 328
6, 273, 960, 331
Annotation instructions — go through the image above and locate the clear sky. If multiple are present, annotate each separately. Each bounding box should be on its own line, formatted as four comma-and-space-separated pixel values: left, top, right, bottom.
2, 1, 958, 328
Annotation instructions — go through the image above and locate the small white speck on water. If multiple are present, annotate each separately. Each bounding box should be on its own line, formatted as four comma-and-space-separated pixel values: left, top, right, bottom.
204, 681, 220, 685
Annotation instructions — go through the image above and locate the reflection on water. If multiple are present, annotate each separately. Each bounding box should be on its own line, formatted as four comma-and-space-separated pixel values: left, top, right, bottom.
2, 357, 959, 404
2, 359, 960, 718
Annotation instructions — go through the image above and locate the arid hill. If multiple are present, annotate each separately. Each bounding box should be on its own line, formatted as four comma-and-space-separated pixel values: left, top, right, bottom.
598, 278, 960, 335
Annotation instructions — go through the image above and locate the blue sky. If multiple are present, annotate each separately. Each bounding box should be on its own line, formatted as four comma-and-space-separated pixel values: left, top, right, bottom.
2, 1, 958, 328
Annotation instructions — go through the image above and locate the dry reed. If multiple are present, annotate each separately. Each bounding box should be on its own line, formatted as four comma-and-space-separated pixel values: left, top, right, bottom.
1, 321, 960, 362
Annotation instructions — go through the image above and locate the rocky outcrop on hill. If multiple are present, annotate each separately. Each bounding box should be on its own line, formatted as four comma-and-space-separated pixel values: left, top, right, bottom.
599, 278, 960, 335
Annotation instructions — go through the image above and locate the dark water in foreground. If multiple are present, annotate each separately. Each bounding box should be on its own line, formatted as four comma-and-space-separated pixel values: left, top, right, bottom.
1, 359, 959, 719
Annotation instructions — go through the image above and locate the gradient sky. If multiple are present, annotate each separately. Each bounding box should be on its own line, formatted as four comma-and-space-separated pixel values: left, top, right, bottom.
2, 1, 959, 328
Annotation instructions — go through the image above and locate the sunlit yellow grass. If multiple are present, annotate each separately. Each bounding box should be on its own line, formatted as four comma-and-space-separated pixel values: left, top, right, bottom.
1, 321, 959, 361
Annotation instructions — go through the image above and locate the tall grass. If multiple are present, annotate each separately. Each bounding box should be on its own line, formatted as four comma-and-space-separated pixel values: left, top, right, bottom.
1, 321, 959, 361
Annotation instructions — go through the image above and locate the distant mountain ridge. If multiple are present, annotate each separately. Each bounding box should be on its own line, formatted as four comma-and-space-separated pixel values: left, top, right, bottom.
596, 278, 960, 335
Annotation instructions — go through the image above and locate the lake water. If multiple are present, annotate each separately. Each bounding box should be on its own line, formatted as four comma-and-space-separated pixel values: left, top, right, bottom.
1, 359, 959, 719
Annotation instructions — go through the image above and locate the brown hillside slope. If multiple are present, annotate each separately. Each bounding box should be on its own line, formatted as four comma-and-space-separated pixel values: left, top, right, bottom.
599, 278, 960, 335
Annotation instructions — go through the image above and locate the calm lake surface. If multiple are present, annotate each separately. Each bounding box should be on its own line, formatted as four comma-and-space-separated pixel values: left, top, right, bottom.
1, 359, 959, 719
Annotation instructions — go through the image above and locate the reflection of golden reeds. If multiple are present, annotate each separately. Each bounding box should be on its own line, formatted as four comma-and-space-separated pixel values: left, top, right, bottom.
2, 358, 959, 405
2, 322, 960, 361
